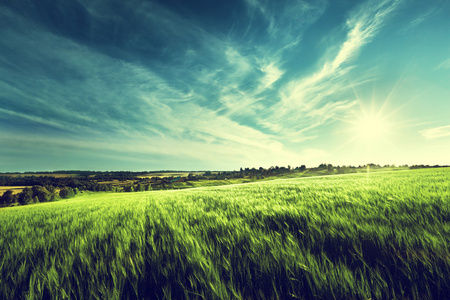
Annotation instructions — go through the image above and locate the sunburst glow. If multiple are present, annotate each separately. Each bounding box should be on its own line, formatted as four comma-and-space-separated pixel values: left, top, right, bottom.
334, 98, 401, 160
355, 113, 390, 142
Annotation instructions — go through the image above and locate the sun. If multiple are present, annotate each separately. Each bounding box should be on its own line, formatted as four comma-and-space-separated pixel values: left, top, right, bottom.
355, 113, 390, 142
334, 103, 397, 157
333, 78, 414, 163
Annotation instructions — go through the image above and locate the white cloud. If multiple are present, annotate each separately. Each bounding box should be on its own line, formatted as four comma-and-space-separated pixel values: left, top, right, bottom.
437, 59, 450, 70
420, 125, 450, 139
306, 100, 358, 122
244, 0, 325, 41
225, 47, 252, 75
259, 62, 284, 89
0, 108, 68, 131
400, 7, 439, 33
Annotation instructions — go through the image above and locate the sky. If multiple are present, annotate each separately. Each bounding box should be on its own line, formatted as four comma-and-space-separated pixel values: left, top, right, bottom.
0, 0, 449, 172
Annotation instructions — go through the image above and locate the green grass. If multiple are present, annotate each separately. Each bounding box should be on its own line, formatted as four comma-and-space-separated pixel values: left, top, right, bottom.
170, 170, 352, 189
1, 168, 449, 299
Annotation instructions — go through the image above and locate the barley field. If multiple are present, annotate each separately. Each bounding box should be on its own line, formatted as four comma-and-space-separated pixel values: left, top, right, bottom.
1, 168, 449, 299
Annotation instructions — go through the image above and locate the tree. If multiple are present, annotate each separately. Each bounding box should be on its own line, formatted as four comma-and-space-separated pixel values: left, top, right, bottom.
0, 190, 14, 205
135, 183, 145, 192
32, 186, 52, 202
123, 185, 134, 192
327, 164, 333, 172
318, 163, 327, 170
59, 187, 75, 199
18, 188, 33, 205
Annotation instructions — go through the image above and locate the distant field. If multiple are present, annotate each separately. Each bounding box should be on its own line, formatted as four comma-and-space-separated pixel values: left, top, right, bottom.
0, 186, 31, 195
137, 171, 205, 178
96, 179, 135, 185
1, 168, 449, 299
0, 173, 77, 178
0, 172, 203, 179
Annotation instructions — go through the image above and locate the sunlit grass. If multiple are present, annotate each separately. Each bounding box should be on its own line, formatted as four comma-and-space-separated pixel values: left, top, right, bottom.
1, 168, 449, 299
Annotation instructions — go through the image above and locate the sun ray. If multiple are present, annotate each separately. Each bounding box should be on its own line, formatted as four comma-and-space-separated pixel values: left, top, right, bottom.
330, 135, 359, 154
378, 70, 407, 117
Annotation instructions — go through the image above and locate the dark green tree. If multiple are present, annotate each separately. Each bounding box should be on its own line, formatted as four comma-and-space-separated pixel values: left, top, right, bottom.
59, 187, 75, 199
0, 190, 14, 205
135, 183, 145, 192
318, 163, 327, 170
18, 188, 33, 205
123, 185, 134, 192
32, 186, 52, 202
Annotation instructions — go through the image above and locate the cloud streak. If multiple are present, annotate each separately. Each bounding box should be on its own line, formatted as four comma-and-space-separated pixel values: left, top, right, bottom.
437, 58, 450, 70
420, 125, 450, 140
261, 0, 400, 140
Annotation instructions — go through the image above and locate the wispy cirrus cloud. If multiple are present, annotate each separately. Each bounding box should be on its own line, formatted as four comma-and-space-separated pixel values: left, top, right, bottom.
261, 0, 401, 140
244, 0, 325, 43
3, 0, 397, 151
258, 62, 284, 91
0, 3, 300, 168
437, 58, 450, 70
6, 0, 439, 171
400, 6, 439, 33
420, 125, 450, 139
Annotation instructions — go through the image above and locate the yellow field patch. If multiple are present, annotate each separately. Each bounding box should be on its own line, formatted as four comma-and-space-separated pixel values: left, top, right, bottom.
0, 173, 77, 178
136, 172, 205, 178
96, 180, 135, 186
0, 186, 31, 195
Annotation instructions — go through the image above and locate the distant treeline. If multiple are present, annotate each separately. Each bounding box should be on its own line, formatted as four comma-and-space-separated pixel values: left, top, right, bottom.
1, 170, 188, 176
0, 165, 308, 187
409, 165, 449, 169
0, 176, 122, 207
0, 186, 79, 206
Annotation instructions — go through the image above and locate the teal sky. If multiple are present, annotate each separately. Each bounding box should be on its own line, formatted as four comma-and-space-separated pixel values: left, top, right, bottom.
1, 0, 449, 172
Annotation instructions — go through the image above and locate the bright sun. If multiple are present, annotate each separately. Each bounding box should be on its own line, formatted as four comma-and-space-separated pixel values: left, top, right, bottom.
336, 81, 409, 159
355, 114, 390, 141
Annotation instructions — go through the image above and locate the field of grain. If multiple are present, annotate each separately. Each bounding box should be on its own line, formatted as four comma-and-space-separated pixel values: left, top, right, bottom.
0, 173, 77, 178
1, 168, 449, 299
137, 172, 206, 179
0, 186, 31, 195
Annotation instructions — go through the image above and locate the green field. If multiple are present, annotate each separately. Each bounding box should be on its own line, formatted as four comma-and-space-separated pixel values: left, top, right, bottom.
1, 168, 449, 299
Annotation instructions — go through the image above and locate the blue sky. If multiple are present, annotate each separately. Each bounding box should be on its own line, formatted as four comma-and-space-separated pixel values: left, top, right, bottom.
0, 0, 449, 172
